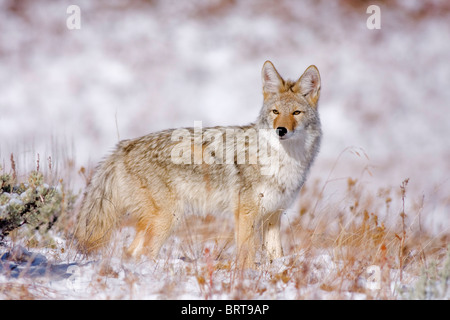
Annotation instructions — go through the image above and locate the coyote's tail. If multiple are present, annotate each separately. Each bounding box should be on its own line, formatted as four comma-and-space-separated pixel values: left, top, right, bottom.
74, 157, 124, 254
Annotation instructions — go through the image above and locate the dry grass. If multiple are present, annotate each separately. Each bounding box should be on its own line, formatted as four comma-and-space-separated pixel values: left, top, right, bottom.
144, 168, 448, 299
0, 150, 448, 300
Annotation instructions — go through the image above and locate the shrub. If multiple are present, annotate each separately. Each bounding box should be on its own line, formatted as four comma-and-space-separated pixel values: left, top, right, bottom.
402, 246, 450, 300
0, 170, 76, 246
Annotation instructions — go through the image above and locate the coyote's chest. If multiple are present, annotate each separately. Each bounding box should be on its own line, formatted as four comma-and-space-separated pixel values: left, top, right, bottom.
256, 137, 312, 213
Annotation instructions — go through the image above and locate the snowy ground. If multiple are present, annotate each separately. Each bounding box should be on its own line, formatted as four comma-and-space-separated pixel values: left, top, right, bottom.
0, 0, 449, 299
0, 236, 419, 300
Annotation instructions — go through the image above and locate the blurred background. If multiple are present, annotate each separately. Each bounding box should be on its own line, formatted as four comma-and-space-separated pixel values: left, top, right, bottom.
0, 0, 448, 233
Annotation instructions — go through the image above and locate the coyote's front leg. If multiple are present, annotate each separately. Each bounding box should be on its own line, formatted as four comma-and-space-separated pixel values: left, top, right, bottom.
262, 211, 283, 261
234, 197, 258, 269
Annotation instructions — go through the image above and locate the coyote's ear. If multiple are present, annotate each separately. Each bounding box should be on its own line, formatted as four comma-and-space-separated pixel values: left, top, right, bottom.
294, 65, 321, 108
261, 61, 284, 97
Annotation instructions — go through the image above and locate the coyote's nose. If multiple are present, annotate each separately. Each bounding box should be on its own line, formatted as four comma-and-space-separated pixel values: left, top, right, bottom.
276, 127, 288, 137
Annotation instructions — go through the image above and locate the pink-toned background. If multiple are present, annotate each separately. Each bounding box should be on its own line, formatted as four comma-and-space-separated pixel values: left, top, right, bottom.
1, 0, 448, 233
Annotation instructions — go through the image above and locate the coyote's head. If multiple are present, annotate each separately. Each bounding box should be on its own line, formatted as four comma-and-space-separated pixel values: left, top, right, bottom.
258, 61, 321, 140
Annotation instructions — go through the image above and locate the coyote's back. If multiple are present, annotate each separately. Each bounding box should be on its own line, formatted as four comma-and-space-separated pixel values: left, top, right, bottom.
75, 60, 322, 268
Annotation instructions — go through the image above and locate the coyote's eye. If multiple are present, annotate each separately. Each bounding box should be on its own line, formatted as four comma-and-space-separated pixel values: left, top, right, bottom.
272, 110, 279, 115
293, 110, 302, 115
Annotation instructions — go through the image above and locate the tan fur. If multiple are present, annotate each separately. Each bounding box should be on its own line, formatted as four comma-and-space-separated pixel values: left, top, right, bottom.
75, 61, 322, 268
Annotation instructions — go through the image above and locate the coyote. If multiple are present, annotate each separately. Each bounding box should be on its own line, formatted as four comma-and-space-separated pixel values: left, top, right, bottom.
75, 61, 322, 267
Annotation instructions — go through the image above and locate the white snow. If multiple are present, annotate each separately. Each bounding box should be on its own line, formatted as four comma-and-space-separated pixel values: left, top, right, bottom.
0, 0, 449, 299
